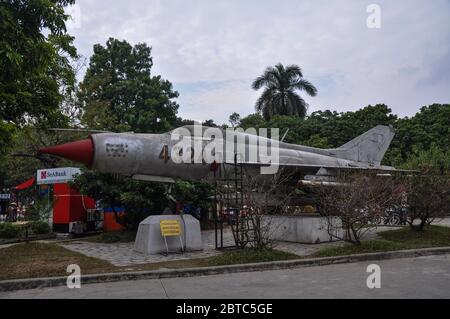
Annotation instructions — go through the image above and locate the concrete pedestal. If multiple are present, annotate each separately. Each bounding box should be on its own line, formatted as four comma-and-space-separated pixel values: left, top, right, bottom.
263, 214, 342, 244
134, 214, 202, 255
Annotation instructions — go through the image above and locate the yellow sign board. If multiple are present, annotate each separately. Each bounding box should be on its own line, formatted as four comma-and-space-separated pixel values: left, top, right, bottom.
160, 220, 182, 237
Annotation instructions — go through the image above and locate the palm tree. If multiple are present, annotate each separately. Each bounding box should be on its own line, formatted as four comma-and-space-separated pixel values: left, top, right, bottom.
252, 63, 317, 120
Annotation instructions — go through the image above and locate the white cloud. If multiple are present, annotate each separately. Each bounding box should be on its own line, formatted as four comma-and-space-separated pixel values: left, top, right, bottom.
175, 80, 260, 123
69, 0, 450, 124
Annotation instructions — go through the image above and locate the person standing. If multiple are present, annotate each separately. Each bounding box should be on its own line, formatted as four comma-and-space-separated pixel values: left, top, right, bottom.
10, 203, 18, 222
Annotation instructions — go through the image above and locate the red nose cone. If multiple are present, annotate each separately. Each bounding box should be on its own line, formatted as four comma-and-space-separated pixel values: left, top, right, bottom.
39, 138, 94, 167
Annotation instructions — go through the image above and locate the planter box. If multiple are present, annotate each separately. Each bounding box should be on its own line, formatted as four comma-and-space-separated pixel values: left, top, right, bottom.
263, 214, 342, 244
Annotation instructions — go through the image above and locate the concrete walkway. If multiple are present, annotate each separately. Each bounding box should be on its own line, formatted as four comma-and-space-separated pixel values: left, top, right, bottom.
2, 218, 449, 267
56, 218, 450, 267
59, 229, 233, 266
2, 254, 449, 299
59, 228, 342, 266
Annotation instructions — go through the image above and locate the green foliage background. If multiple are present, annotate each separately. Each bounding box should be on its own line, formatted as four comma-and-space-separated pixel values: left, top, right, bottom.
0, 0, 78, 154
238, 103, 450, 168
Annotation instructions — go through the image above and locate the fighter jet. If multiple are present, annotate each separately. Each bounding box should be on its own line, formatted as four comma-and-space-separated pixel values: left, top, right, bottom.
38, 125, 397, 183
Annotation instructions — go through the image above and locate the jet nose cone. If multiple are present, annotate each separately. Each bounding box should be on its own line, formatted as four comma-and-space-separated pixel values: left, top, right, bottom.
39, 138, 94, 166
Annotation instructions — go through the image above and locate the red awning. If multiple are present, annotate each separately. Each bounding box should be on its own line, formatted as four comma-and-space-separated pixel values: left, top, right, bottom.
15, 177, 36, 191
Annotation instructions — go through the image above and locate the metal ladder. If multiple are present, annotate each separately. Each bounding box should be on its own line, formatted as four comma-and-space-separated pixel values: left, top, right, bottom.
213, 154, 257, 249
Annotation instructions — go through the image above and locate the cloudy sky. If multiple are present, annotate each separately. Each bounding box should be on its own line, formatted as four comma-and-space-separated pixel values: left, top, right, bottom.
67, 0, 450, 124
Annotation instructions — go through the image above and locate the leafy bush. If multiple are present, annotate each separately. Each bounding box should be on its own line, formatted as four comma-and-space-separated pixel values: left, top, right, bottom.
27, 198, 53, 222
30, 221, 51, 235
87, 231, 136, 243
98, 232, 122, 243
0, 223, 20, 239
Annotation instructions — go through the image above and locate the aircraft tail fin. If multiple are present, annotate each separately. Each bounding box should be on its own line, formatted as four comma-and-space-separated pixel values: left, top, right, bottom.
332, 125, 395, 166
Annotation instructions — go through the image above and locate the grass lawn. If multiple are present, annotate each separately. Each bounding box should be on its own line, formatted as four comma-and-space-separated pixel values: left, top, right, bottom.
130, 249, 299, 271
2, 225, 449, 281
312, 225, 450, 258
0, 243, 298, 281
0, 243, 116, 281
202, 248, 299, 266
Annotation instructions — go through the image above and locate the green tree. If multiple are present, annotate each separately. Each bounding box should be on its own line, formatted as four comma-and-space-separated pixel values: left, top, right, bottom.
72, 169, 168, 230
239, 113, 266, 130
400, 145, 450, 231
72, 38, 181, 228
0, 127, 87, 189
239, 104, 397, 147
237, 104, 402, 164
203, 119, 218, 127
251, 63, 317, 120
173, 180, 214, 215
301, 104, 397, 148
267, 115, 307, 144
0, 0, 77, 153
402, 144, 450, 174
392, 104, 450, 164
229, 112, 241, 128
78, 38, 179, 133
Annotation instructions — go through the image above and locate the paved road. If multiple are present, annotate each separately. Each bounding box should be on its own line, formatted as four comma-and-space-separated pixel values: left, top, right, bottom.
2, 255, 450, 299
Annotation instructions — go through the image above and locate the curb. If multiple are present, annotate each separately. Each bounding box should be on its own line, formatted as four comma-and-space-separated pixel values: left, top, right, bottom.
1, 246, 450, 292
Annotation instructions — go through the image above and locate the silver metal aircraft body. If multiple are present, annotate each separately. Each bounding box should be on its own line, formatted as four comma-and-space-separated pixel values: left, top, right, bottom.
39, 125, 397, 182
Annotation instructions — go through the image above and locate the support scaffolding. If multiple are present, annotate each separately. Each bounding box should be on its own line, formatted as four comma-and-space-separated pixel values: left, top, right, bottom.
213, 154, 257, 250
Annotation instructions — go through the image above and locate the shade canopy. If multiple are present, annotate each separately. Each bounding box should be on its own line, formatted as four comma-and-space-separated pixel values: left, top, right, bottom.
15, 177, 36, 191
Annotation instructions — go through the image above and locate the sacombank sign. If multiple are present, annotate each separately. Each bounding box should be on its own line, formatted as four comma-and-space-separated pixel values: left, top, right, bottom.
37, 167, 81, 185
41, 170, 66, 180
